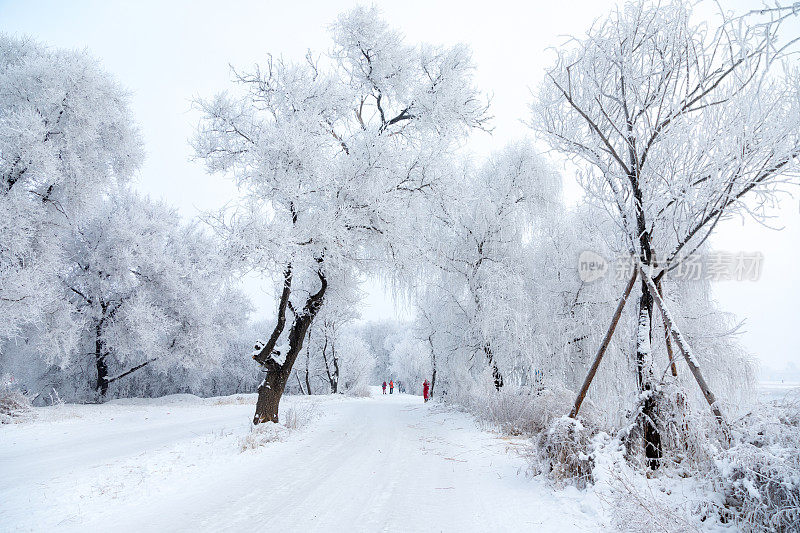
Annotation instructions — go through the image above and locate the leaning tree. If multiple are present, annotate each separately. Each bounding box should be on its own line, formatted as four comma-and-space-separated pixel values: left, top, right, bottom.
194, 7, 489, 424
532, 0, 800, 467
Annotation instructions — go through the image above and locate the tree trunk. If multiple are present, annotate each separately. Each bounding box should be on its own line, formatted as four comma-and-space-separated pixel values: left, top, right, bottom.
633, 280, 664, 469
636, 285, 662, 470
629, 121, 662, 469
304, 330, 313, 395
253, 267, 327, 425
330, 337, 339, 394
424, 334, 437, 397
95, 355, 109, 397
640, 266, 731, 441
431, 348, 437, 398
253, 367, 286, 424
304, 356, 312, 395
483, 344, 503, 390
253, 309, 318, 424
635, 227, 662, 469
94, 322, 109, 397
331, 353, 339, 394
321, 335, 338, 394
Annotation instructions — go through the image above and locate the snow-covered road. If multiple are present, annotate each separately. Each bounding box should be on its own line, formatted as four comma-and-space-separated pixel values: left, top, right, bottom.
1, 391, 603, 532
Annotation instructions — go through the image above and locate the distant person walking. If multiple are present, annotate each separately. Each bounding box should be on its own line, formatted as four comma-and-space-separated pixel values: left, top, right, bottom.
423, 379, 430, 402
389, 380, 394, 394
382, 381, 387, 394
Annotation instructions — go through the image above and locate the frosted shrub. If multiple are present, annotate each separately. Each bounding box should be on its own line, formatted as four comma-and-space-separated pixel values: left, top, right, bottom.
485, 387, 540, 435
239, 422, 290, 451
601, 469, 710, 533
239, 403, 319, 451
716, 444, 800, 531
482, 385, 576, 436
344, 382, 372, 398
0, 375, 35, 424
531, 416, 595, 488
712, 396, 800, 532
651, 385, 719, 470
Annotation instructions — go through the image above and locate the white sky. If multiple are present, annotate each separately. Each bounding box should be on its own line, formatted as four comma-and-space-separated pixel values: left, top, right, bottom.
1, 0, 798, 371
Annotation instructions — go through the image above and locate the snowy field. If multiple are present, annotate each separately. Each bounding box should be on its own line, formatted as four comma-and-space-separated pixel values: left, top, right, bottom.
0, 388, 604, 532
758, 380, 800, 403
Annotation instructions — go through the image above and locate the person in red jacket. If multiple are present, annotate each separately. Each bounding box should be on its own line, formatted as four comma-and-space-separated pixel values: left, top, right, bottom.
389, 380, 394, 394
423, 380, 430, 402
382, 381, 387, 394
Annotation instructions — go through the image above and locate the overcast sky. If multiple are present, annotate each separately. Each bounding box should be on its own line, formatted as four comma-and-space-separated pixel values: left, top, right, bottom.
2, 0, 798, 371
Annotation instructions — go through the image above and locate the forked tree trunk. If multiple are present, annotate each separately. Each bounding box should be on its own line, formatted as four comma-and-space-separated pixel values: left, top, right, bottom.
253, 307, 321, 424
322, 335, 339, 394
252, 267, 327, 425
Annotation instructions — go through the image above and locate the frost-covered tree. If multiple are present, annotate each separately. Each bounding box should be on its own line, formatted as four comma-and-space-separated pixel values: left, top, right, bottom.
287, 281, 364, 396
387, 328, 432, 395
193, 7, 488, 423
317, 280, 362, 394
531, 0, 800, 466
354, 320, 409, 385
411, 143, 560, 391
285, 289, 377, 397
114, 318, 266, 399
59, 191, 250, 397
0, 35, 143, 339
333, 333, 375, 395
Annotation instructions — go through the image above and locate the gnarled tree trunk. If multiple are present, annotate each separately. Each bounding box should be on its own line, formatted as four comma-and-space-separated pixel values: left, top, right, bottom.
252, 264, 326, 424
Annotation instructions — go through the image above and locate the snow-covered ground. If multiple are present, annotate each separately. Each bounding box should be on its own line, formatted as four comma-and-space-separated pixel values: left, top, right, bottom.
758, 380, 800, 402
0, 388, 604, 532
